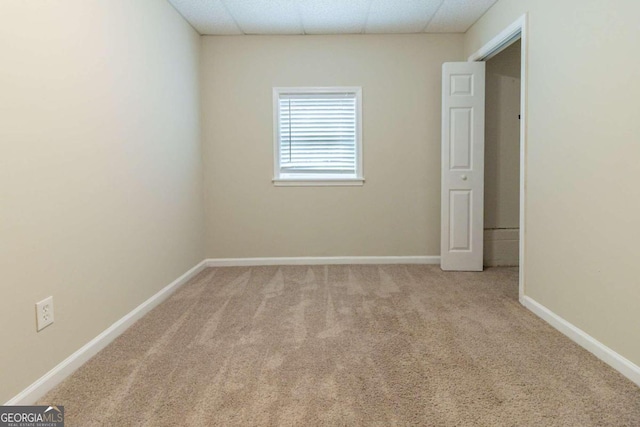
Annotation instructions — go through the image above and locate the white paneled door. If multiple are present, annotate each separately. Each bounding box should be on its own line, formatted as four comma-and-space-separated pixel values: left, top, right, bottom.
441, 62, 486, 271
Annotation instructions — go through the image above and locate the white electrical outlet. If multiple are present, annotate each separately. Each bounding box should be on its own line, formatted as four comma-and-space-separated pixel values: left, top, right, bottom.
36, 296, 54, 331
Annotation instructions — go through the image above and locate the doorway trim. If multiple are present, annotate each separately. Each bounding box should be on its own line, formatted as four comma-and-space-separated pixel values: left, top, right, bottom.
467, 14, 528, 304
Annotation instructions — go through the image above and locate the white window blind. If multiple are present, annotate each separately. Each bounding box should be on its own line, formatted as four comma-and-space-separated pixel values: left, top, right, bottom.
274, 88, 362, 183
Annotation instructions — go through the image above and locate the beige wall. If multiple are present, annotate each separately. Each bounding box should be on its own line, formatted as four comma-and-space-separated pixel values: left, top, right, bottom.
466, 0, 640, 366
201, 34, 464, 258
0, 0, 204, 402
484, 41, 521, 267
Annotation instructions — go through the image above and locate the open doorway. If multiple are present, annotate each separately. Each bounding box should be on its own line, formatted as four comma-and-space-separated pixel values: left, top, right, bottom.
467, 14, 527, 301
484, 40, 521, 268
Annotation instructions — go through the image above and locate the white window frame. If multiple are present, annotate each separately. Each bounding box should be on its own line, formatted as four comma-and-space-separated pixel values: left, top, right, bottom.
272, 86, 364, 187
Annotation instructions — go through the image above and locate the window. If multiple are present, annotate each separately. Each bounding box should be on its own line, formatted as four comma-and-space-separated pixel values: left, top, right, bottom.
273, 87, 363, 186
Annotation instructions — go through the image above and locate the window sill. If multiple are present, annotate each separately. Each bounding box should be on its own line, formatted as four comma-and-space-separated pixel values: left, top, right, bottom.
272, 177, 365, 187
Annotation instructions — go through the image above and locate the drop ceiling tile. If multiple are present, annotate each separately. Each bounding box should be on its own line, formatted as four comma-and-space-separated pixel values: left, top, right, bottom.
365, 0, 442, 34
168, 0, 498, 36
425, 0, 497, 33
222, 0, 304, 34
299, 0, 372, 34
167, 0, 241, 35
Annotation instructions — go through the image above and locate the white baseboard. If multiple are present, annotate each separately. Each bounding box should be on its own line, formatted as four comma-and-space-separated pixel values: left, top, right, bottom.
5, 260, 208, 405
205, 256, 440, 267
522, 296, 640, 388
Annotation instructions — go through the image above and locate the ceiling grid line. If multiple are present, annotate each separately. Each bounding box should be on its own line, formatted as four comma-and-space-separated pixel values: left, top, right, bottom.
361, 0, 375, 34
421, 0, 448, 32
218, 0, 245, 34
295, 1, 307, 35
466, 2, 498, 34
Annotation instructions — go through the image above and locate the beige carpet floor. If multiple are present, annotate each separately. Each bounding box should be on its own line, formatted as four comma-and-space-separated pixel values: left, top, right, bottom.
39, 265, 640, 426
